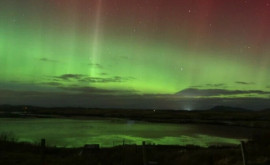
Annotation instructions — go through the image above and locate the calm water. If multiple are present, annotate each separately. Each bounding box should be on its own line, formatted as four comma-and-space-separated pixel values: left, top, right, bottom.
0, 118, 255, 147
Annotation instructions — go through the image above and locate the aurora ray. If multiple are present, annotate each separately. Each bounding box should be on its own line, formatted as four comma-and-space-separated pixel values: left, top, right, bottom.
0, 0, 270, 109
89, 0, 103, 76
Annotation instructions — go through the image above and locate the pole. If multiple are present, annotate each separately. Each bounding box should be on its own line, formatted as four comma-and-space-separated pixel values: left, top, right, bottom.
142, 141, 147, 165
41, 138, 46, 165
240, 141, 247, 165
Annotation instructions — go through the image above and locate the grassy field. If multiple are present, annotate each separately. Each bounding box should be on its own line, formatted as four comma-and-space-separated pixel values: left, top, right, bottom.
1, 135, 270, 165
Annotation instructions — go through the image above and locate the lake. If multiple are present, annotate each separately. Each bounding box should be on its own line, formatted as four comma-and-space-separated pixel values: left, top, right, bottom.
0, 118, 257, 148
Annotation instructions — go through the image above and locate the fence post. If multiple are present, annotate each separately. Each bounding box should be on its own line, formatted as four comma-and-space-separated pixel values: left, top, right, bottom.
240, 141, 247, 165
142, 141, 147, 165
122, 139, 126, 165
41, 138, 46, 165
41, 139, 46, 150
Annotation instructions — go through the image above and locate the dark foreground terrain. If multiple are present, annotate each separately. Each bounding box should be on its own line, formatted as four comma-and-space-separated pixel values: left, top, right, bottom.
1, 135, 270, 165
1, 105, 270, 164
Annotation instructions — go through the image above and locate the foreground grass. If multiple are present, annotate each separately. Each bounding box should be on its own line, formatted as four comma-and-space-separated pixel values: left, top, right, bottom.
1, 138, 270, 165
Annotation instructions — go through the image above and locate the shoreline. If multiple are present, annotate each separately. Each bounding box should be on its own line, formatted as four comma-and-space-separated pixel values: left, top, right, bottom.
1, 111, 270, 129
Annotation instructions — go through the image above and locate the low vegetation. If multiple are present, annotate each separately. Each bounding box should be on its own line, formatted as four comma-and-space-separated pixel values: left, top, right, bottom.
0, 133, 270, 165
1, 106, 270, 164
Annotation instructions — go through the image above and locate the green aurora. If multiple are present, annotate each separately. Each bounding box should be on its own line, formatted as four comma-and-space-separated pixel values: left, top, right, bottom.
1, 0, 270, 109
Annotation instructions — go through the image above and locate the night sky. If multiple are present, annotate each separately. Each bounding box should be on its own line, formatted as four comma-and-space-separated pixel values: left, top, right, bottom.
1, 0, 270, 110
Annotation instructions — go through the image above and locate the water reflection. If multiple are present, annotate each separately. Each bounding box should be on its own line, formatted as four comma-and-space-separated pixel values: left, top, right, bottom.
0, 118, 249, 147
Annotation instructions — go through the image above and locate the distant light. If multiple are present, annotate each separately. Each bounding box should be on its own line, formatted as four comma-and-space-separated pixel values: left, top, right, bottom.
153, 109, 156, 112
184, 106, 193, 111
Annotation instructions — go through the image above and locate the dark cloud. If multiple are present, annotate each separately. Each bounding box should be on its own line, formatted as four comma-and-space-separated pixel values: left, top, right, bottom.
43, 82, 62, 86
79, 76, 134, 83
176, 88, 270, 97
1, 88, 270, 110
56, 74, 84, 81
1, 81, 270, 110
54, 74, 135, 83
59, 86, 136, 95
235, 81, 255, 85
39, 58, 58, 63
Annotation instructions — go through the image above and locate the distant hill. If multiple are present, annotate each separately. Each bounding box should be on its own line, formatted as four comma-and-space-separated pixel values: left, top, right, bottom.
209, 106, 251, 111
261, 108, 270, 112
0, 104, 263, 112
0, 105, 37, 112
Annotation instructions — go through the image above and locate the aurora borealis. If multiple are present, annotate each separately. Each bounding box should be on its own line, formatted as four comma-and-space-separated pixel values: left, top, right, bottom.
1, 0, 270, 109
